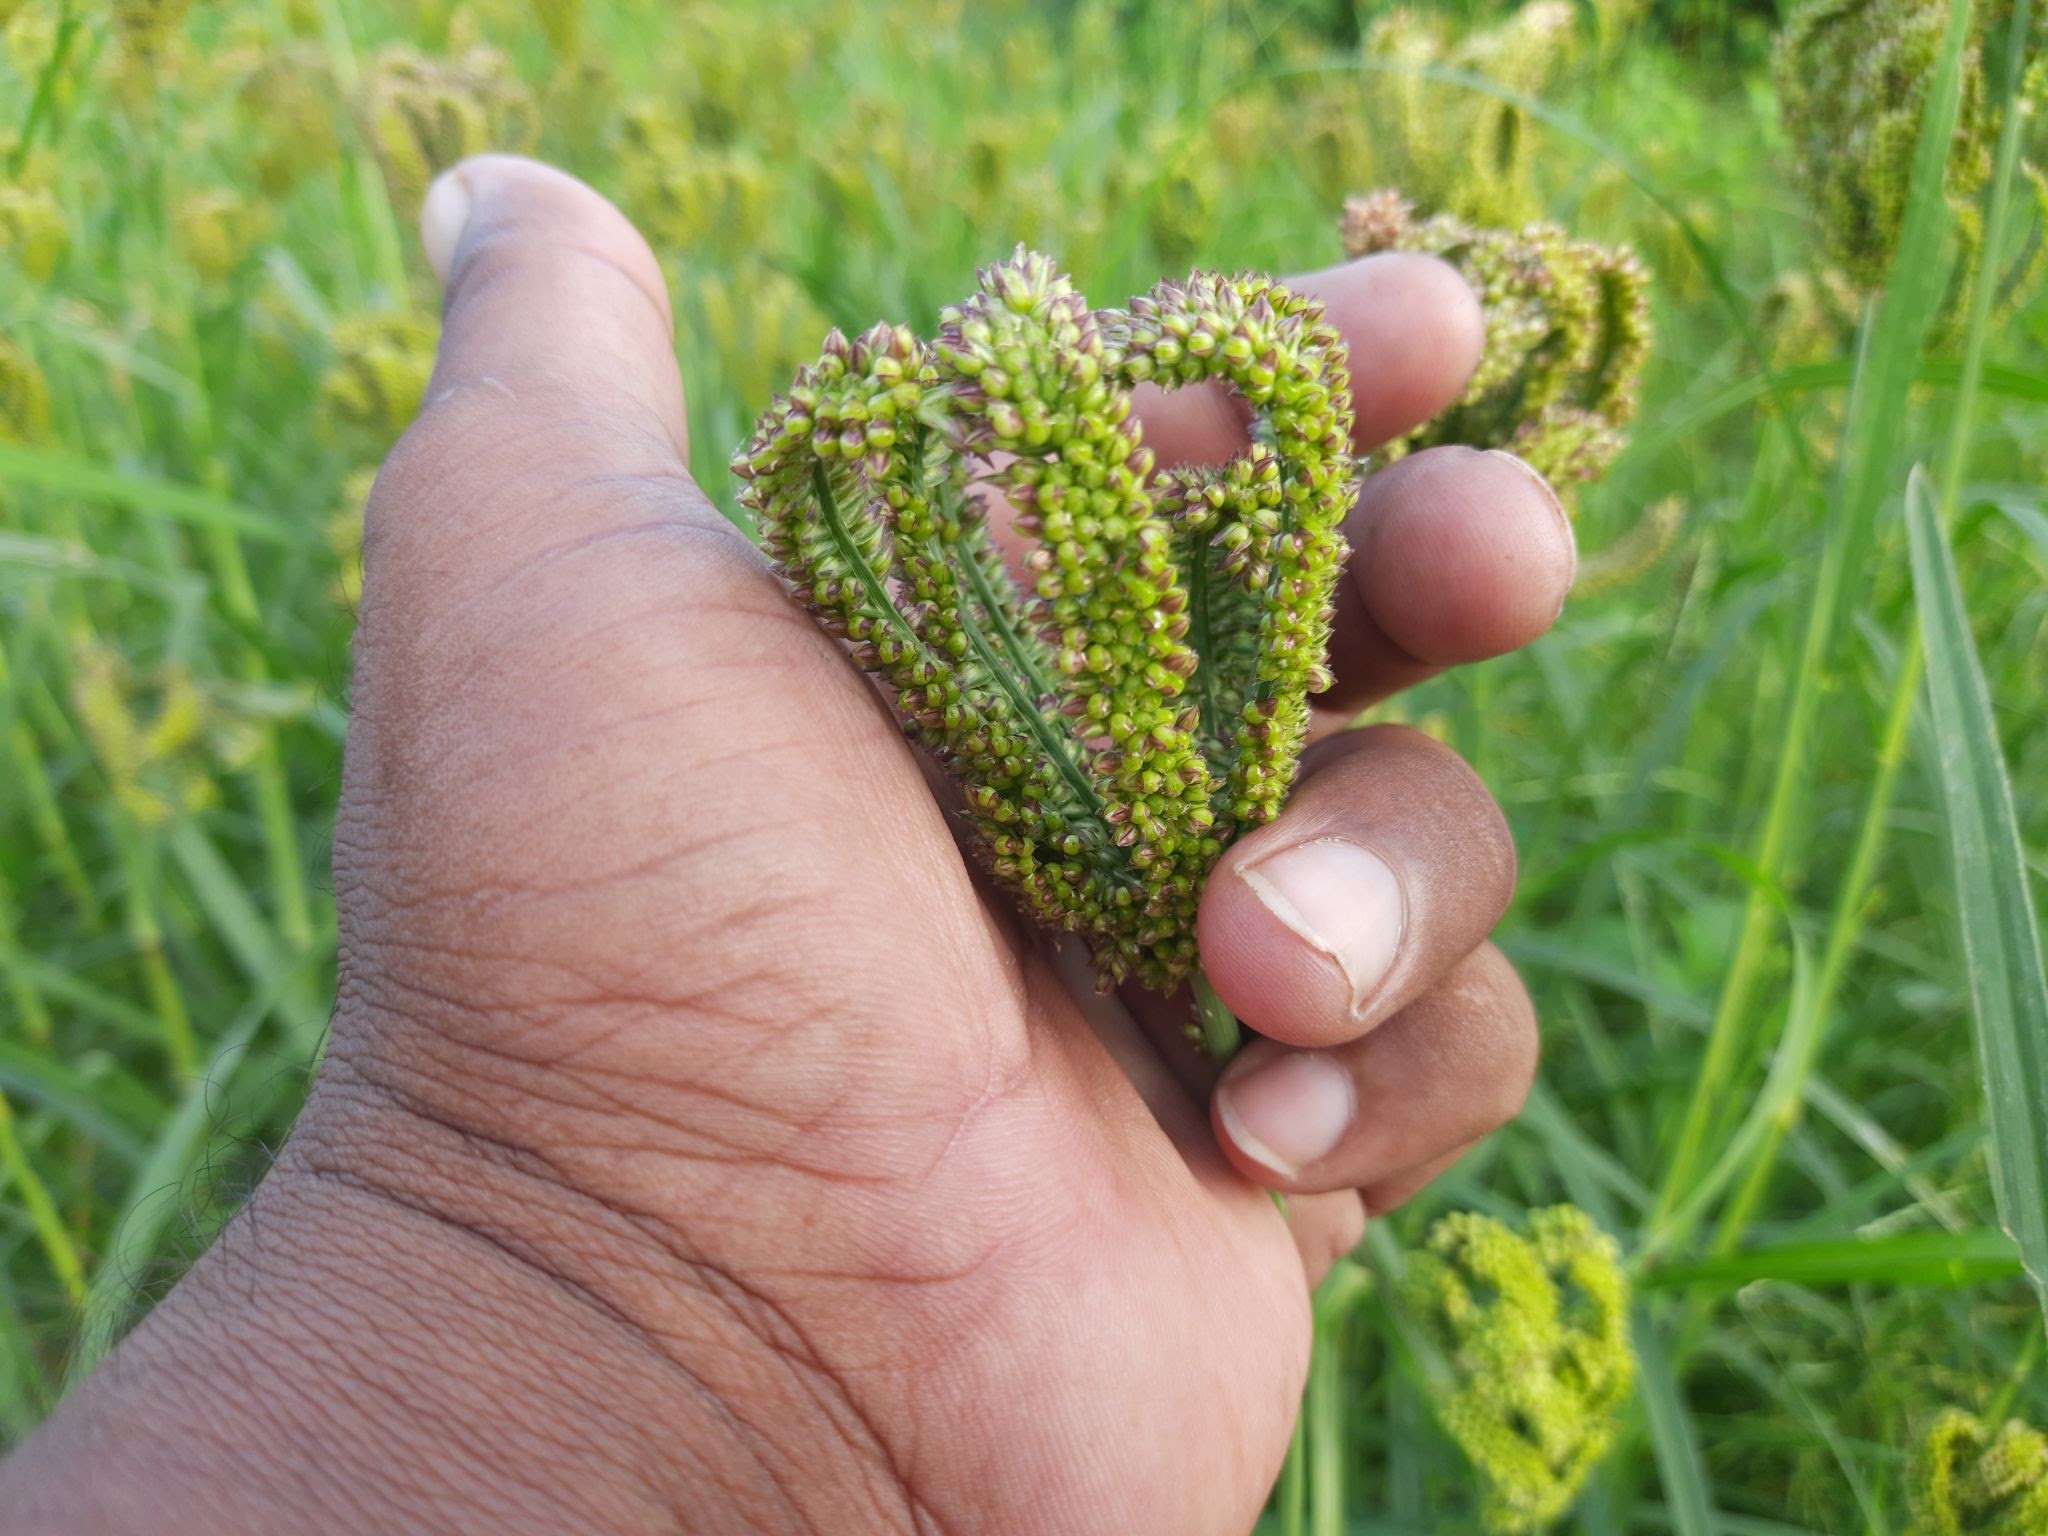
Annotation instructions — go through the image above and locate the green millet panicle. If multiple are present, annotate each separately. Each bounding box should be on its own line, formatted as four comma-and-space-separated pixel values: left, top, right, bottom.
1340, 190, 1650, 498
0, 333, 51, 447
1774, 0, 1992, 291
0, 148, 66, 282
1913, 1409, 2048, 1536
1404, 1206, 1635, 1533
321, 311, 437, 446
734, 249, 1355, 1008
1364, 1, 1581, 228
360, 44, 538, 212
1775, 0, 2048, 318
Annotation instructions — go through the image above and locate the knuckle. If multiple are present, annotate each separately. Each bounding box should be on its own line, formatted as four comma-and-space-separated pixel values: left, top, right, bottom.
1467, 944, 1539, 1120
1301, 724, 1519, 897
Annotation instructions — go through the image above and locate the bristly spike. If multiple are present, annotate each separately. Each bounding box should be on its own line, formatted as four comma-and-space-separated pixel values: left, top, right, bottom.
1338, 190, 1650, 500
731, 253, 1376, 1045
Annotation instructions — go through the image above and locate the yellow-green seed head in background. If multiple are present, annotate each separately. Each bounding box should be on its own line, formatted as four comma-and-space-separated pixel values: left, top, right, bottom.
321, 312, 438, 447
1574, 496, 1684, 597
233, 44, 343, 196
690, 265, 831, 423
70, 643, 219, 829
1404, 1206, 1634, 1533
110, 0, 191, 102
611, 100, 775, 261
1912, 1409, 2048, 1536
0, 147, 66, 282
174, 189, 270, 287
361, 43, 538, 213
329, 466, 379, 610
734, 250, 1356, 1004
1773, 0, 2048, 299
0, 333, 51, 447
1341, 190, 1651, 500
1363, 1, 1581, 228
0, 330, 50, 519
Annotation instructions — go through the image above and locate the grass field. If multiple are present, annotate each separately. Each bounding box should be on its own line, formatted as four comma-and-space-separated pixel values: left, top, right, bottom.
4, 0, 2048, 1529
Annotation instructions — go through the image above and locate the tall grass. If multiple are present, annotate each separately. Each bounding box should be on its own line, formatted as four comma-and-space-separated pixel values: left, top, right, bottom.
2, 0, 2045, 1526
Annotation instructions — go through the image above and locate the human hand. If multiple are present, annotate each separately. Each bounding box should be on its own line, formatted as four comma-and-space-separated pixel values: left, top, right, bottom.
0, 157, 1571, 1536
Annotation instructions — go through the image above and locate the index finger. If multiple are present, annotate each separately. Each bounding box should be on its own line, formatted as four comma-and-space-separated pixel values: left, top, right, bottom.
1133, 252, 1485, 466
1126, 254, 1577, 715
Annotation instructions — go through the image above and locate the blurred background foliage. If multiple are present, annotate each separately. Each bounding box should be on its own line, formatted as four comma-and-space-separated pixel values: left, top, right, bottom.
3, 0, 2047, 1531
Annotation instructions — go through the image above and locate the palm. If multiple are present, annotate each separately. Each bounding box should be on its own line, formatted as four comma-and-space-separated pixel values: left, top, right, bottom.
338, 471, 1307, 1531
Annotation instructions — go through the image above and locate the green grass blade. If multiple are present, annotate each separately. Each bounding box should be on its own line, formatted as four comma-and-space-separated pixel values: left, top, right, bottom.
67, 1005, 269, 1384
0, 446, 292, 544
1652, 0, 1980, 1231
0, 1040, 155, 1161
1624, 358, 2048, 470
1644, 1228, 2023, 1292
0, 1092, 84, 1307
1634, 1314, 1718, 1536
1905, 463, 2048, 1325
1645, 933, 1817, 1261
1935, 0, 2038, 513
1983, 488, 2048, 568
1706, 0, 2043, 1261
1638, 1512, 1825, 1536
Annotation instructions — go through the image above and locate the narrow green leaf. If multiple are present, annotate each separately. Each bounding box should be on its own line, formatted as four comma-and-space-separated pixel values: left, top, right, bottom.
1651, 0, 1979, 1235
1905, 463, 2048, 1325
1644, 1228, 2023, 1292
165, 823, 289, 992
1638, 1509, 1826, 1536
0, 445, 293, 544
1980, 489, 2048, 569
67, 1006, 269, 1383
1635, 1314, 1719, 1536
0, 1037, 161, 1154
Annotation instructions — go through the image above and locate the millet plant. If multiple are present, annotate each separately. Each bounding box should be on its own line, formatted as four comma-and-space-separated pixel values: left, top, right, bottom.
1340, 188, 1653, 497
1775, 0, 2047, 307
735, 249, 1356, 1050
1913, 1409, 2048, 1535
1402, 1207, 1636, 1534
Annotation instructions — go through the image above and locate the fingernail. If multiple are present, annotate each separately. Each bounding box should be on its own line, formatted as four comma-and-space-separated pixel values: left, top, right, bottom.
1239, 837, 1405, 1017
420, 170, 473, 287
1217, 1051, 1355, 1178
1484, 448, 1578, 599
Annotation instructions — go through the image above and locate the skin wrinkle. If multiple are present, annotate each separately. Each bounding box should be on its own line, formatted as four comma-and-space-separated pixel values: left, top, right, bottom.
318, 941, 1035, 1536
281, 1098, 917, 1533
334, 986, 956, 1196
333, 860, 872, 1042
341, 766, 983, 1017
129, 1207, 641, 1532
910, 1027, 1040, 1191
443, 224, 680, 357
681, 1256, 950, 1536
349, 942, 913, 1082
343, 653, 918, 941
267, 1195, 747, 1530
107, 1319, 295, 1517
343, 820, 806, 927
361, 485, 728, 691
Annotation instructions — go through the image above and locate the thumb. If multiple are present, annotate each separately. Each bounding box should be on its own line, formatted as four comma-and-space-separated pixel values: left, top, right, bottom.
332, 158, 1019, 1199
345, 155, 955, 1021
363, 154, 717, 628
421, 153, 689, 462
